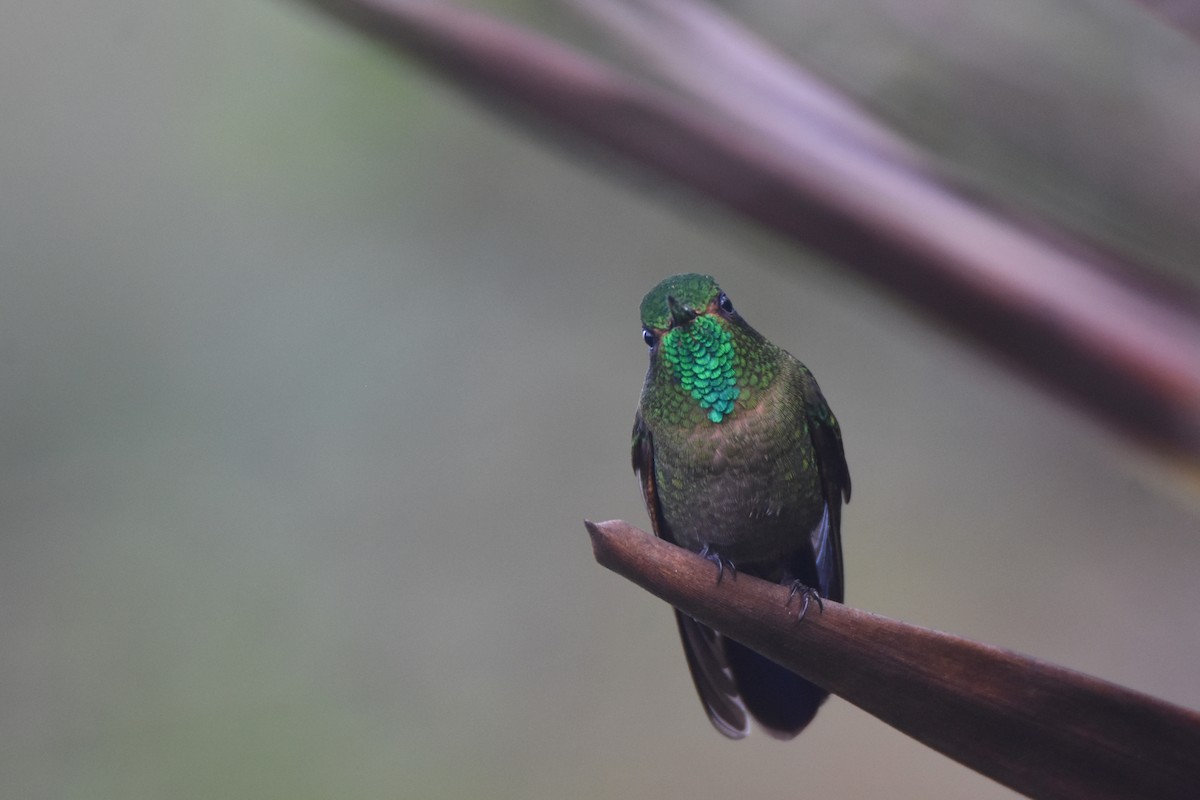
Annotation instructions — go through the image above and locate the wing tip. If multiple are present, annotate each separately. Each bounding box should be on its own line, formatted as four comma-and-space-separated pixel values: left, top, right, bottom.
707, 709, 751, 739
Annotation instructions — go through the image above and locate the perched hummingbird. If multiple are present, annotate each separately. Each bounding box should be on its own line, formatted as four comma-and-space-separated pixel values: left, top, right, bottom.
632, 273, 850, 740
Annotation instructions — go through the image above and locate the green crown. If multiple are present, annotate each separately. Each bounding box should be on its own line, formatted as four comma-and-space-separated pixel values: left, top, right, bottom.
640, 273, 720, 330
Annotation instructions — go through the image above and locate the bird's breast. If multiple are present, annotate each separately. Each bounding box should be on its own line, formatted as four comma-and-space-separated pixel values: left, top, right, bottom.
652, 403, 824, 564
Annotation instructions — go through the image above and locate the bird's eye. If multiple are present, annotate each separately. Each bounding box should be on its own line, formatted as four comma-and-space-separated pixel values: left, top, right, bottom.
642, 328, 656, 348
718, 292, 734, 313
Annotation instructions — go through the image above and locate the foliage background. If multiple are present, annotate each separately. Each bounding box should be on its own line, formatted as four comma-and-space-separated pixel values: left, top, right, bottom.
2, 2, 1198, 798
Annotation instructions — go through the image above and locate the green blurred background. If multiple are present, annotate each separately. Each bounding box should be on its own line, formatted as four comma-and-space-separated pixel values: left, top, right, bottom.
2, 1, 1198, 798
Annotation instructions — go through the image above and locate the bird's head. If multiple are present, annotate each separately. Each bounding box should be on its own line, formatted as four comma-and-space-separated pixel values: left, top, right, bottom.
639, 274, 750, 424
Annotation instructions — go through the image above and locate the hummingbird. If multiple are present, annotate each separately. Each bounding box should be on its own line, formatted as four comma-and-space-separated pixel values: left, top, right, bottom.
632, 273, 850, 739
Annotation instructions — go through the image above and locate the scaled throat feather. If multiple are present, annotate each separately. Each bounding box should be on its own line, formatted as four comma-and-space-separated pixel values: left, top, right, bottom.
662, 315, 740, 424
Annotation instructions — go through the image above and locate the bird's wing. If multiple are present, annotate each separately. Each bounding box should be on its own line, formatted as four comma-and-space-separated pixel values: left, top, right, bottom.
804, 387, 851, 603
632, 412, 750, 739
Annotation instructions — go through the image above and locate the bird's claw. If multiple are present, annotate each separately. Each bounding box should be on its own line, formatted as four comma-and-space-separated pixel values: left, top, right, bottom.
786, 581, 824, 621
698, 544, 737, 584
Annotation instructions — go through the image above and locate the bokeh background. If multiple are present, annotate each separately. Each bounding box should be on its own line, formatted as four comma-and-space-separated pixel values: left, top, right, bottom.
3, 1, 1198, 798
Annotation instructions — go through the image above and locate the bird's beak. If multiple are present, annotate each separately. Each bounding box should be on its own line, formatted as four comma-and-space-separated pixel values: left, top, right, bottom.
667, 295, 697, 328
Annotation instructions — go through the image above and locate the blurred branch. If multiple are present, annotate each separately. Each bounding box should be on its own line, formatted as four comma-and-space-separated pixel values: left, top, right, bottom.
573, 0, 924, 170
587, 519, 1200, 800
292, 0, 1200, 468
1127, 0, 1200, 42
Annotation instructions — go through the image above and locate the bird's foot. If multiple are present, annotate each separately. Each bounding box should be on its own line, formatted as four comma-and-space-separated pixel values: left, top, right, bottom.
698, 544, 737, 584
786, 581, 824, 621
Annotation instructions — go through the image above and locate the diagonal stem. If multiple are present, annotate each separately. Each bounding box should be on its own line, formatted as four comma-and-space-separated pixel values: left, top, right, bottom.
292, 0, 1200, 467
588, 518, 1200, 800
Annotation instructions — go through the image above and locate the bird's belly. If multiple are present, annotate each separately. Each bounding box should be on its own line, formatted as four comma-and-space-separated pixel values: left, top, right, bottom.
655, 437, 824, 565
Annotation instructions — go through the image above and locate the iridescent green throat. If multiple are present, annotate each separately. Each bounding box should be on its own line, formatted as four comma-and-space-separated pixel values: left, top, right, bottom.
662, 315, 740, 424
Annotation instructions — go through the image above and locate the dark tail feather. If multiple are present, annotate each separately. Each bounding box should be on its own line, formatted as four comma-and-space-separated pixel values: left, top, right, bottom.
724, 638, 828, 739
674, 611, 750, 739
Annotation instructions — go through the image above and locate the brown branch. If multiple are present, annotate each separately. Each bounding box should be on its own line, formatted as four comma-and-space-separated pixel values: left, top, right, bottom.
291, 0, 1200, 466
572, 0, 923, 170
586, 519, 1200, 800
